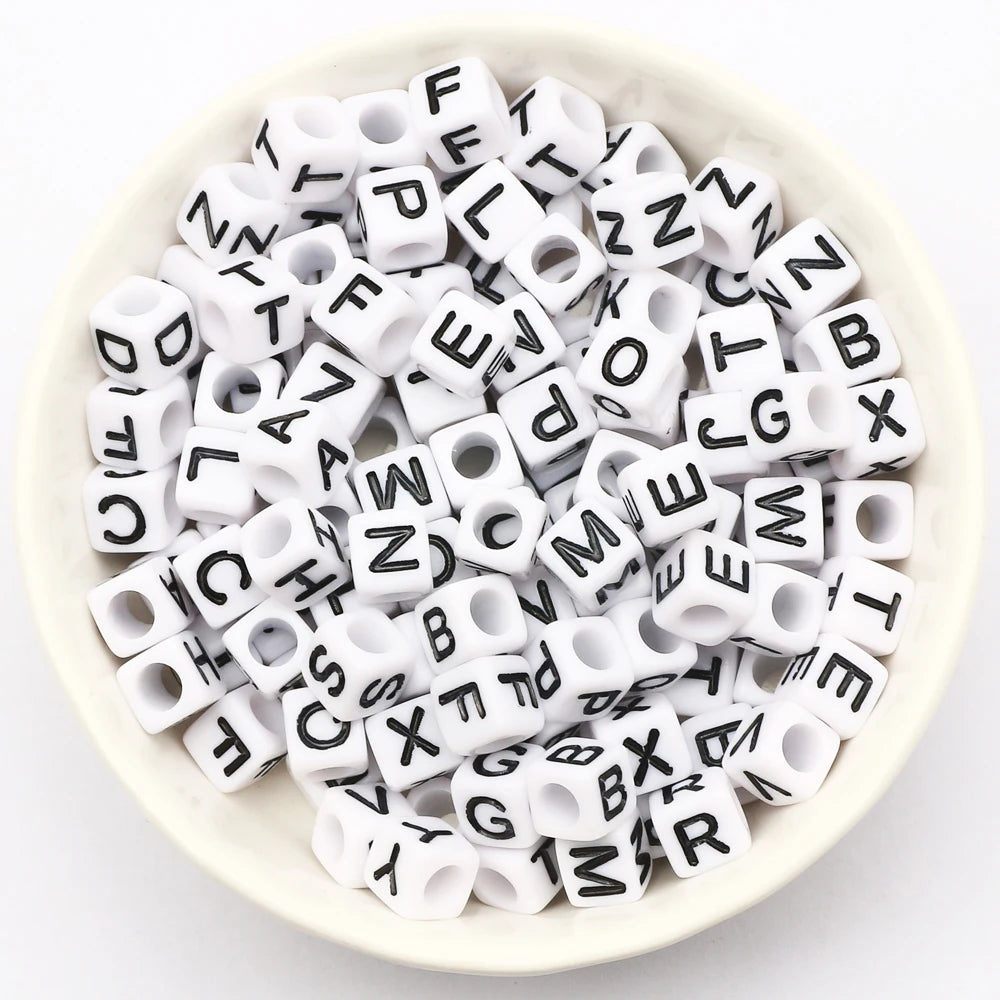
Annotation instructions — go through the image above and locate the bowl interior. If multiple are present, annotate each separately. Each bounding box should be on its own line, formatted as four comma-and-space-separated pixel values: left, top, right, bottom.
15, 14, 984, 975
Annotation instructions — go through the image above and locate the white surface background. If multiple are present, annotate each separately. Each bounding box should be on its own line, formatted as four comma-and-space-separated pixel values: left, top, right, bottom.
2, 1, 997, 995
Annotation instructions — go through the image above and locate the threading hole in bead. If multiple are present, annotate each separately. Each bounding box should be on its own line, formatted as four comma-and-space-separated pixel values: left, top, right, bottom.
453, 434, 499, 479
228, 164, 271, 200
571, 624, 616, 671
252, 464, 300, 500
596, 450, 639, 497
316, 812, 346, 864
140, 662, 182, 711
212, 367, 262, 414
679, 604, 731, 641
317, 504, 350, 540
293, 101, 342, 140
636, 144, 674, 173
358, 103, 408, 144
114, 282, 160, 316
473, 505, 523, 550
537, 782, 580, 826
162, 476, 181, 526
287, 242, 339, 286
795, 342, 821, 373
855, 494, 897, 544
409, 782, 455, 821
638, 609, 681, 654
807, 383, 841, 433
353, 415, 398, 461
423, 865, 466, 908
159, 400, 189, 450
698, 224, 731, 263
558, 89, 601, 132
470, 586, 514, 636
532, 238, 580, 284
248, 619, 298, 667
771, 582, 811, 633
647, 286, 684, 334
475, 868, 519, 908
109, 590, 156, 639
750, 654, 791, 694
782, 723, 822, 772
347, 612, 391, 653
199, 301, 232, 354
250, 512, 292, 559
249, 690, 285, 733
378, 318, 416, 366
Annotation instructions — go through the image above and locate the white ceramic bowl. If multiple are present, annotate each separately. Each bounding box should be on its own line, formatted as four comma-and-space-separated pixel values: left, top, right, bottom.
15, 14, 985, 975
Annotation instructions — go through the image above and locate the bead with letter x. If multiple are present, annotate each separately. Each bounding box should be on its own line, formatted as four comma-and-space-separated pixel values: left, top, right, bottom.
858, 389, 906, 442
386, 705, 440, 765
623, 729, 673, 785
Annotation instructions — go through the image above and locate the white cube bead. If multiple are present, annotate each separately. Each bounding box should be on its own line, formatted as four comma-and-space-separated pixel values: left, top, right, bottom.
267, 223, 355, 314
723, 701, 840, 804
454, 244, 525, 306
192, 352, 285, 433
666, 642, 740, 717
365, 815, 480, 919
282, 686, 369, 785
241, 499, 348, 608
353, 396, 417, 461
819, 555, 914, 656
495, 367, 598, 473
176, 427, 258, 525
451, 742, 544, 848
732, 650, 789, 706
310, 259, 423, 377
648, 768, 750, 877
90, 276, 201, 390
454, 486, 547, 579
404, 775, 457, 823
504, 215, 607, 315
341, 88, 426, 177
689, 156, 783, 273
473, 839, 562, 913
427, 413, 524, 510
637, 793, 666, 860
525, 616, 634, 724
222, 597, 312, 696
389, 610, 439, 700
280, 341, 385, 444
304, 608, 413, 721
592, 269, 700, 352
748, 218, 860, 331
366, 694, 465, 791
730, 563, 826, 657
239, 399, 353, 507
683, 390, 769, 485
312, 782, 415, 888
792, 299, 901, 386
86, 376, 192, 471
511, 567, 578, 643
182, 685, 286, 792
526, 737, 636, 841
587, 693, 691, 795
355, 165, 447, 273
695, 302, 784, 393
618, 442, 720, 548
176, 162, 288, 264
604, 597, 698, 693
823, 479, 914, 560
707, 486, 744, 540
83, 462, 185, 554
504, 77, 606, 196
394, 357, 488, 443
414, 574, 527, 674
742, 476, 825, 568
387, 261, 474, 316
278, 191, 355, 240
581, 121, 686, 194
443, 159, 546, 262
572, 430, 659, 522
488, 293, 566, 393
432, 654, 545, 756
827, 378, 926, 480
352, 442, 451, 518
689, 260, 760, 314
651, 529, 757, 645
556, 809, 651, 908
681, 701, 753, 770
591, 172, 704, 270
348, 509, 433, 603
409, 57, 511, 172
172, 524, 266, 630
744, 372, 853, 463
196, 256, 304, 364
774, 633, 889, 739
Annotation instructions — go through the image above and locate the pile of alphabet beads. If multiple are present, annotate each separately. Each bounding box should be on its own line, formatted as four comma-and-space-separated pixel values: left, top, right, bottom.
83, 56, 924, 919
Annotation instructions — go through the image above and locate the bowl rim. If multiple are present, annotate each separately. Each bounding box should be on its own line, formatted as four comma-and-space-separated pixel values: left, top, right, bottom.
14, 12, 987, 974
